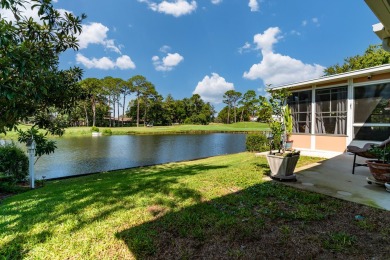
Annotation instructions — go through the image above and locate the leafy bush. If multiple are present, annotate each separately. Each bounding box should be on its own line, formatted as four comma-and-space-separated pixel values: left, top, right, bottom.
0, 143, 29, 182
246, 133, 269, 152
91, 126, 99, 132
102, 129, 112, 136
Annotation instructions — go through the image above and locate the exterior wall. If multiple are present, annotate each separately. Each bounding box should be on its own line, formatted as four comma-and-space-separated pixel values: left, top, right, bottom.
315, 135, 347, 152
316, 80, 348, 88
290, 134, 311, 149
353, 72, 390, 83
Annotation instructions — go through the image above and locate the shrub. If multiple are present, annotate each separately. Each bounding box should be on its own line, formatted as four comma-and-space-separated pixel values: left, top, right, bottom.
102, 129, 112, 136
91, 126, 99, 132
246, 133, 269, 152
0, 143, 29, 182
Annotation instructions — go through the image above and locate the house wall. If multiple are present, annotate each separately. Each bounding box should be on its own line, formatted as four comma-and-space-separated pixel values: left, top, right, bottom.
285, 66, 390, 153
315, 135, 347, 152
290, 134, 311, 149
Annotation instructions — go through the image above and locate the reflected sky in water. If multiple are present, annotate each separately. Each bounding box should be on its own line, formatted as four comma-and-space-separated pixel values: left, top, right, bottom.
35, 134, 246, 179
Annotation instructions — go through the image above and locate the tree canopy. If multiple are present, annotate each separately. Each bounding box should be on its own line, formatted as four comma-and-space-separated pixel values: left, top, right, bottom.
0, 0, 86, 134
324, 44, 390, 76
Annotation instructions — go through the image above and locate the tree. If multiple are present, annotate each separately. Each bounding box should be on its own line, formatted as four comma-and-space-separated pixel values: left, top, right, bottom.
80, 78, 103, 127
121, 80, 132, 126
0, 0, 86, 134
324, 44, 390, 75
129, 75, 154, 127
223, 90, 241, 124
238, 90, 258, 122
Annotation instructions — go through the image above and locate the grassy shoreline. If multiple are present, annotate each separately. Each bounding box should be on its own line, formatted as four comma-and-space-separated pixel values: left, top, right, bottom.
1, 152, 389, 259
0, 122, 269, 140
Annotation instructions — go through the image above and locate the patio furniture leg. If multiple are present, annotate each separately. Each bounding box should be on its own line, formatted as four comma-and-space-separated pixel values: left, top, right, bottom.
352, 154, 357, 175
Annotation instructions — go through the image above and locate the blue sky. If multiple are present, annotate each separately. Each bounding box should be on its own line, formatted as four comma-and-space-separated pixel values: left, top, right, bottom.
1, 0, 381, 111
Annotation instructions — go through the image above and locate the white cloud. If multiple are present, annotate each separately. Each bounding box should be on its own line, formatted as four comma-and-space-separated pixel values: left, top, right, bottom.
139, 0, 197, 17
116, 55, 136, 69
243, 27, 325, 87
76, 54, 136, 70
153, 52, 184, 71
211, 0, 222, 4
253, 27, 282, 53
78, 23, 121, 54
193, 73, 234, 104
302, 20, 307, 26
238, 42, 251, 54
159, 45, 171, 53
248, 0, 259, 12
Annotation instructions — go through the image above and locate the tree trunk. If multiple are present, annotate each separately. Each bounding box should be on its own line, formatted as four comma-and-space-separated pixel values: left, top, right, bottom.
136, 95, 140, 127
84, 103, 89, 127
117, 94, 120, 126
227, 107, 230, 124
92, 98, 96, 127
240, 108, 244, 122
113, 98, 116, 127
107, 97, 112, 127
234, 106, 237, 123
122, 94, 126, 126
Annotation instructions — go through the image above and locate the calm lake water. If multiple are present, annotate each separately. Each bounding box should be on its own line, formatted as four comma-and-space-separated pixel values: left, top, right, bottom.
35, 134, 246, 179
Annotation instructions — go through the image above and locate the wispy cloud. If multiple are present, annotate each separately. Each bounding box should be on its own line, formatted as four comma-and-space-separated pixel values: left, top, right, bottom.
243, 27, 325, 87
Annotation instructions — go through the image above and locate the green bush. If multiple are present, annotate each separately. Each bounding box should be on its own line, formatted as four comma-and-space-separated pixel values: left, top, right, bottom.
91, 126, 99, 132
102, 129, 112, 136
0, 143, 29, 182
246, 133, 269, 152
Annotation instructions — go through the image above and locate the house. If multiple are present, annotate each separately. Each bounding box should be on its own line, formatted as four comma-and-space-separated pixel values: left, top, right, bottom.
365, 0, 390, 51
272, 64, 390, 153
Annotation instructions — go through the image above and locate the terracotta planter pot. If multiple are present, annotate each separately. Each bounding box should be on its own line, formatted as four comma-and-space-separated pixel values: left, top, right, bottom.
366, 160, 390, 182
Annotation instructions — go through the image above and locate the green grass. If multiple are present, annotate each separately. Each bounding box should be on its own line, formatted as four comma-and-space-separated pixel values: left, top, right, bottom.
0, 153, 389, 259
0, 122, 269, 140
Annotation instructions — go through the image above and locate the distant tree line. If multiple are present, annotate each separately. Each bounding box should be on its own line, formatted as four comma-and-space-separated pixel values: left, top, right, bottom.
64, 75, 216, 127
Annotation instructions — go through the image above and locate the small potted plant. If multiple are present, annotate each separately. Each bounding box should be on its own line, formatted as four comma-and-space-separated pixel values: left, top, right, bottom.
284, 105, 293, 150
260, 89, 300, 181
366, 145, 390, 183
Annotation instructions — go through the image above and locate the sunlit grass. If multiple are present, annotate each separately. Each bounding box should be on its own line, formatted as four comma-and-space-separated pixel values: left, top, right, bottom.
1, 153, 388, 259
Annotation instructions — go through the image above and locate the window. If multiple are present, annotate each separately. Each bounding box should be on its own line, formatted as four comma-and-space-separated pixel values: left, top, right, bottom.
353, 83, 390, 141
354, 83, 390, 124
288, 90, 312, 134
315, 86, 347, 135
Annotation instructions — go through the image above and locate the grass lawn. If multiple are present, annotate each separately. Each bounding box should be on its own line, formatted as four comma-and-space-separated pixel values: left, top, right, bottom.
1, 153, 389, 259
0, 122, 268, 140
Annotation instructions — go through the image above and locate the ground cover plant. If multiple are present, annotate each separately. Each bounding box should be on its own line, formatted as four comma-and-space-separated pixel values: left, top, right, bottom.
0, 153, 389, 259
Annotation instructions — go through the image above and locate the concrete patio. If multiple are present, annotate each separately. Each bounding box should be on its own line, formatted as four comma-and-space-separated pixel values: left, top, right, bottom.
285, 151, 390, 210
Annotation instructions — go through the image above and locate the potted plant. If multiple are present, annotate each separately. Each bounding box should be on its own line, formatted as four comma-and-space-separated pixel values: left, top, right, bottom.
284, 105, 293, 150
366, 145, 390, 183
260, 89, 300, 181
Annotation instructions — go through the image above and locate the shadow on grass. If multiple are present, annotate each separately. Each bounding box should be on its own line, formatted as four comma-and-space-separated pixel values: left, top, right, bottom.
117, 181, 390, 259
0, 163, 227, 259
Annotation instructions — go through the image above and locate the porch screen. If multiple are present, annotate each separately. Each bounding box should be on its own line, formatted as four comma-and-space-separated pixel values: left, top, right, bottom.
315, 86, 347, 135
287, 90, 312, 134
354, 83, 390, 140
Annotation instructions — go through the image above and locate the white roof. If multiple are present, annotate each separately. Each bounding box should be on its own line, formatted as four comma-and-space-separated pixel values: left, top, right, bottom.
272, 64, 390, 90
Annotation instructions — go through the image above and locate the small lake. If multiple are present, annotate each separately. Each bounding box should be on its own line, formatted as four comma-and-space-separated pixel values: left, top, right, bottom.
35, 133, 246, 179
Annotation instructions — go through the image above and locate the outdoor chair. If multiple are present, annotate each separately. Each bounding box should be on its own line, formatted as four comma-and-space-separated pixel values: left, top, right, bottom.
347, 137, 390, 175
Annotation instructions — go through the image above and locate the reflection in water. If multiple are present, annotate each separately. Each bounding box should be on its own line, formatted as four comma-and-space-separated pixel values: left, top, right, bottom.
35, 134, 246, 179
